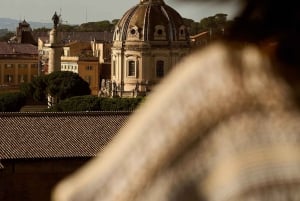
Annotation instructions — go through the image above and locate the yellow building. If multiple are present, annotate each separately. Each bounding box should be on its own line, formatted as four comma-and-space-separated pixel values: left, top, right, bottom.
61, 41, 100, 95
78, 58, 100, 95
0, 42, 39, 87
38, 29, 114, 97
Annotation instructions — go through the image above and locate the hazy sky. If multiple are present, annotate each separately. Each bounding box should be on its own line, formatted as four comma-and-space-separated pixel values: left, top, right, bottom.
0, 0, 241, 24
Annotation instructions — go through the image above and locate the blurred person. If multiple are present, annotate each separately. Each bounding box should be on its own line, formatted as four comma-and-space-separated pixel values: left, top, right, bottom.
53, 0, 300, 201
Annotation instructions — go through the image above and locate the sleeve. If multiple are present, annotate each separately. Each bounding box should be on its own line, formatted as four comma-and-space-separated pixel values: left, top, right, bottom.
52, 43, 246, 201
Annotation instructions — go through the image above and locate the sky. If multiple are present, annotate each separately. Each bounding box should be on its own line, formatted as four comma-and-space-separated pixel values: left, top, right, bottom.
0, 0, 241, 24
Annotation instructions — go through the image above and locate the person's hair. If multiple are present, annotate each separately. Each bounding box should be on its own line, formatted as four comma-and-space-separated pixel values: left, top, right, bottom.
226, 0, 300, 66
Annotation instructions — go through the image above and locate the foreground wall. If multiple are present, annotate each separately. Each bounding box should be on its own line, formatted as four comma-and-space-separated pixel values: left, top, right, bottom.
0, 158, 89, 201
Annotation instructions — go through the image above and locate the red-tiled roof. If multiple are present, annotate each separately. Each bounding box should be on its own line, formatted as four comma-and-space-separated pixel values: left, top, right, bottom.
60, 32, 113, 43
35, 31, 114, 43
0, 112, 130, 159
0, 42, 38, 55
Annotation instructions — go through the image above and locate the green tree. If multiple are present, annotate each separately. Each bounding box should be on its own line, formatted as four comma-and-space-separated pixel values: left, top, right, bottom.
98, 97, 144, 111
49, 95, 100, 112
111, 19, 120, 26
0, 32, 15, 42
78, 20, 115, 32
33, 27, 51, 33
46, 71, 91, 103
57, 24, 80, 32
48, 96, 145, 112
183, 18, 201, 36
0, 92, 26, 112
199, 13, 228, 32
20, 76, 47, 103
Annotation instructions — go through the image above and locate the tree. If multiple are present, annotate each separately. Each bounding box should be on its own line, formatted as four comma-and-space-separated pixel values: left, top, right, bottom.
49, 95, 100, 112
0, 93, 26, 112
48, 96, 145, 112
0, 32, 15, 42
199, 13, 228, 33
21, 71, 91, 106
111, 19, 120, 26
183, 18, 201, 36
46, 71, 91, 104
20, 76, 47, 103
57, 24, 80, 32
78, 20, 115, 32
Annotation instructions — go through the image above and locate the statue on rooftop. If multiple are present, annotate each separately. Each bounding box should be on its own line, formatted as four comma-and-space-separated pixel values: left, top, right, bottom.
52, 12, 59, 28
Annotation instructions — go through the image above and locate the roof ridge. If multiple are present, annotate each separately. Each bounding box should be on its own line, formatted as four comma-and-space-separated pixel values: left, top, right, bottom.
0, 111, 133, 117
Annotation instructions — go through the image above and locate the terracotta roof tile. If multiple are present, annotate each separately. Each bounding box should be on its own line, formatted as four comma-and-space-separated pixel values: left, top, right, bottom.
0, 42, 38, 55
34, 32, 113, 43
0, 112, 130, 159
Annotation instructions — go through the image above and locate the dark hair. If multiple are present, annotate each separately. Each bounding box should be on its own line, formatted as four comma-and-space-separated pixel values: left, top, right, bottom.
217, 0, 298, 67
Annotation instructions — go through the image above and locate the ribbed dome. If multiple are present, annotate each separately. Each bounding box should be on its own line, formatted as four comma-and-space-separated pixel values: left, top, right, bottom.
114, 0, 189, 43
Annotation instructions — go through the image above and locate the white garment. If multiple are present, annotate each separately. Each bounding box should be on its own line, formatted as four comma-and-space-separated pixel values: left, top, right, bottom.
53, 42, 300, 201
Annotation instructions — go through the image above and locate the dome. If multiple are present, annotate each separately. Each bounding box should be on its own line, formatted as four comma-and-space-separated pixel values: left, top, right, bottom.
111, 0, 191, 95
114, 0, 189, 44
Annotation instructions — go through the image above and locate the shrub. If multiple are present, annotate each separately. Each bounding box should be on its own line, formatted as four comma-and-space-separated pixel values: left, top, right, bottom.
48, 96, 145, 112
0, 93, 26, 112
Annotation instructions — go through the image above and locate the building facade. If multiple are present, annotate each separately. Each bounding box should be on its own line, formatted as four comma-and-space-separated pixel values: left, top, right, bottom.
111, 0, 190, 96
60, 41, 108, 95
38, 29, 113, 96
0, 42, 38, 87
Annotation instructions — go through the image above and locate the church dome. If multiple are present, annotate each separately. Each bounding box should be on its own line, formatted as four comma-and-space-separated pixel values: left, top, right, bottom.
113, 0, 189, 44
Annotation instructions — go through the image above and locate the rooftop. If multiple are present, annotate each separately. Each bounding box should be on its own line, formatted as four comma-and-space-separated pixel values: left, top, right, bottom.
0, 112, 130, 160
36, 31, 114, 44
0, 42, 38, 55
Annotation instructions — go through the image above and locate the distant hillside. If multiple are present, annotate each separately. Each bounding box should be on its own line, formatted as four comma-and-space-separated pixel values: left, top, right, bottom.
0, 18, 52, 31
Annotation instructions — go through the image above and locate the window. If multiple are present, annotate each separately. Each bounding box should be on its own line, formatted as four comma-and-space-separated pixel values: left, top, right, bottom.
31, 63, 38, 68
5, 64, 14, 68
5, 75, 13, 83
130, 29, 136, 35
154, 25, 166, 40
128, 61, 136, 77
156, 60, 164, 78
18, 64, 28, 68
19, 75, 28, 83
179, 25, 187, 40
86, 66, 93, 71
128, 26, 140, 39
112, 60, 116, 76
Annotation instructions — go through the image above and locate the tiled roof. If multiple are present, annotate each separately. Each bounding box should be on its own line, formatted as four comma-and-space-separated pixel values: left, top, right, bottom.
0, 42, 38, 55
60, 32, 113, 43
0, 112, 130, 160
35, 31, 114, 43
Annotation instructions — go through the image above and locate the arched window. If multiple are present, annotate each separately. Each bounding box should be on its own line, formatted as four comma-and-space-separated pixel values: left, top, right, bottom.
156, 60, 164, 78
